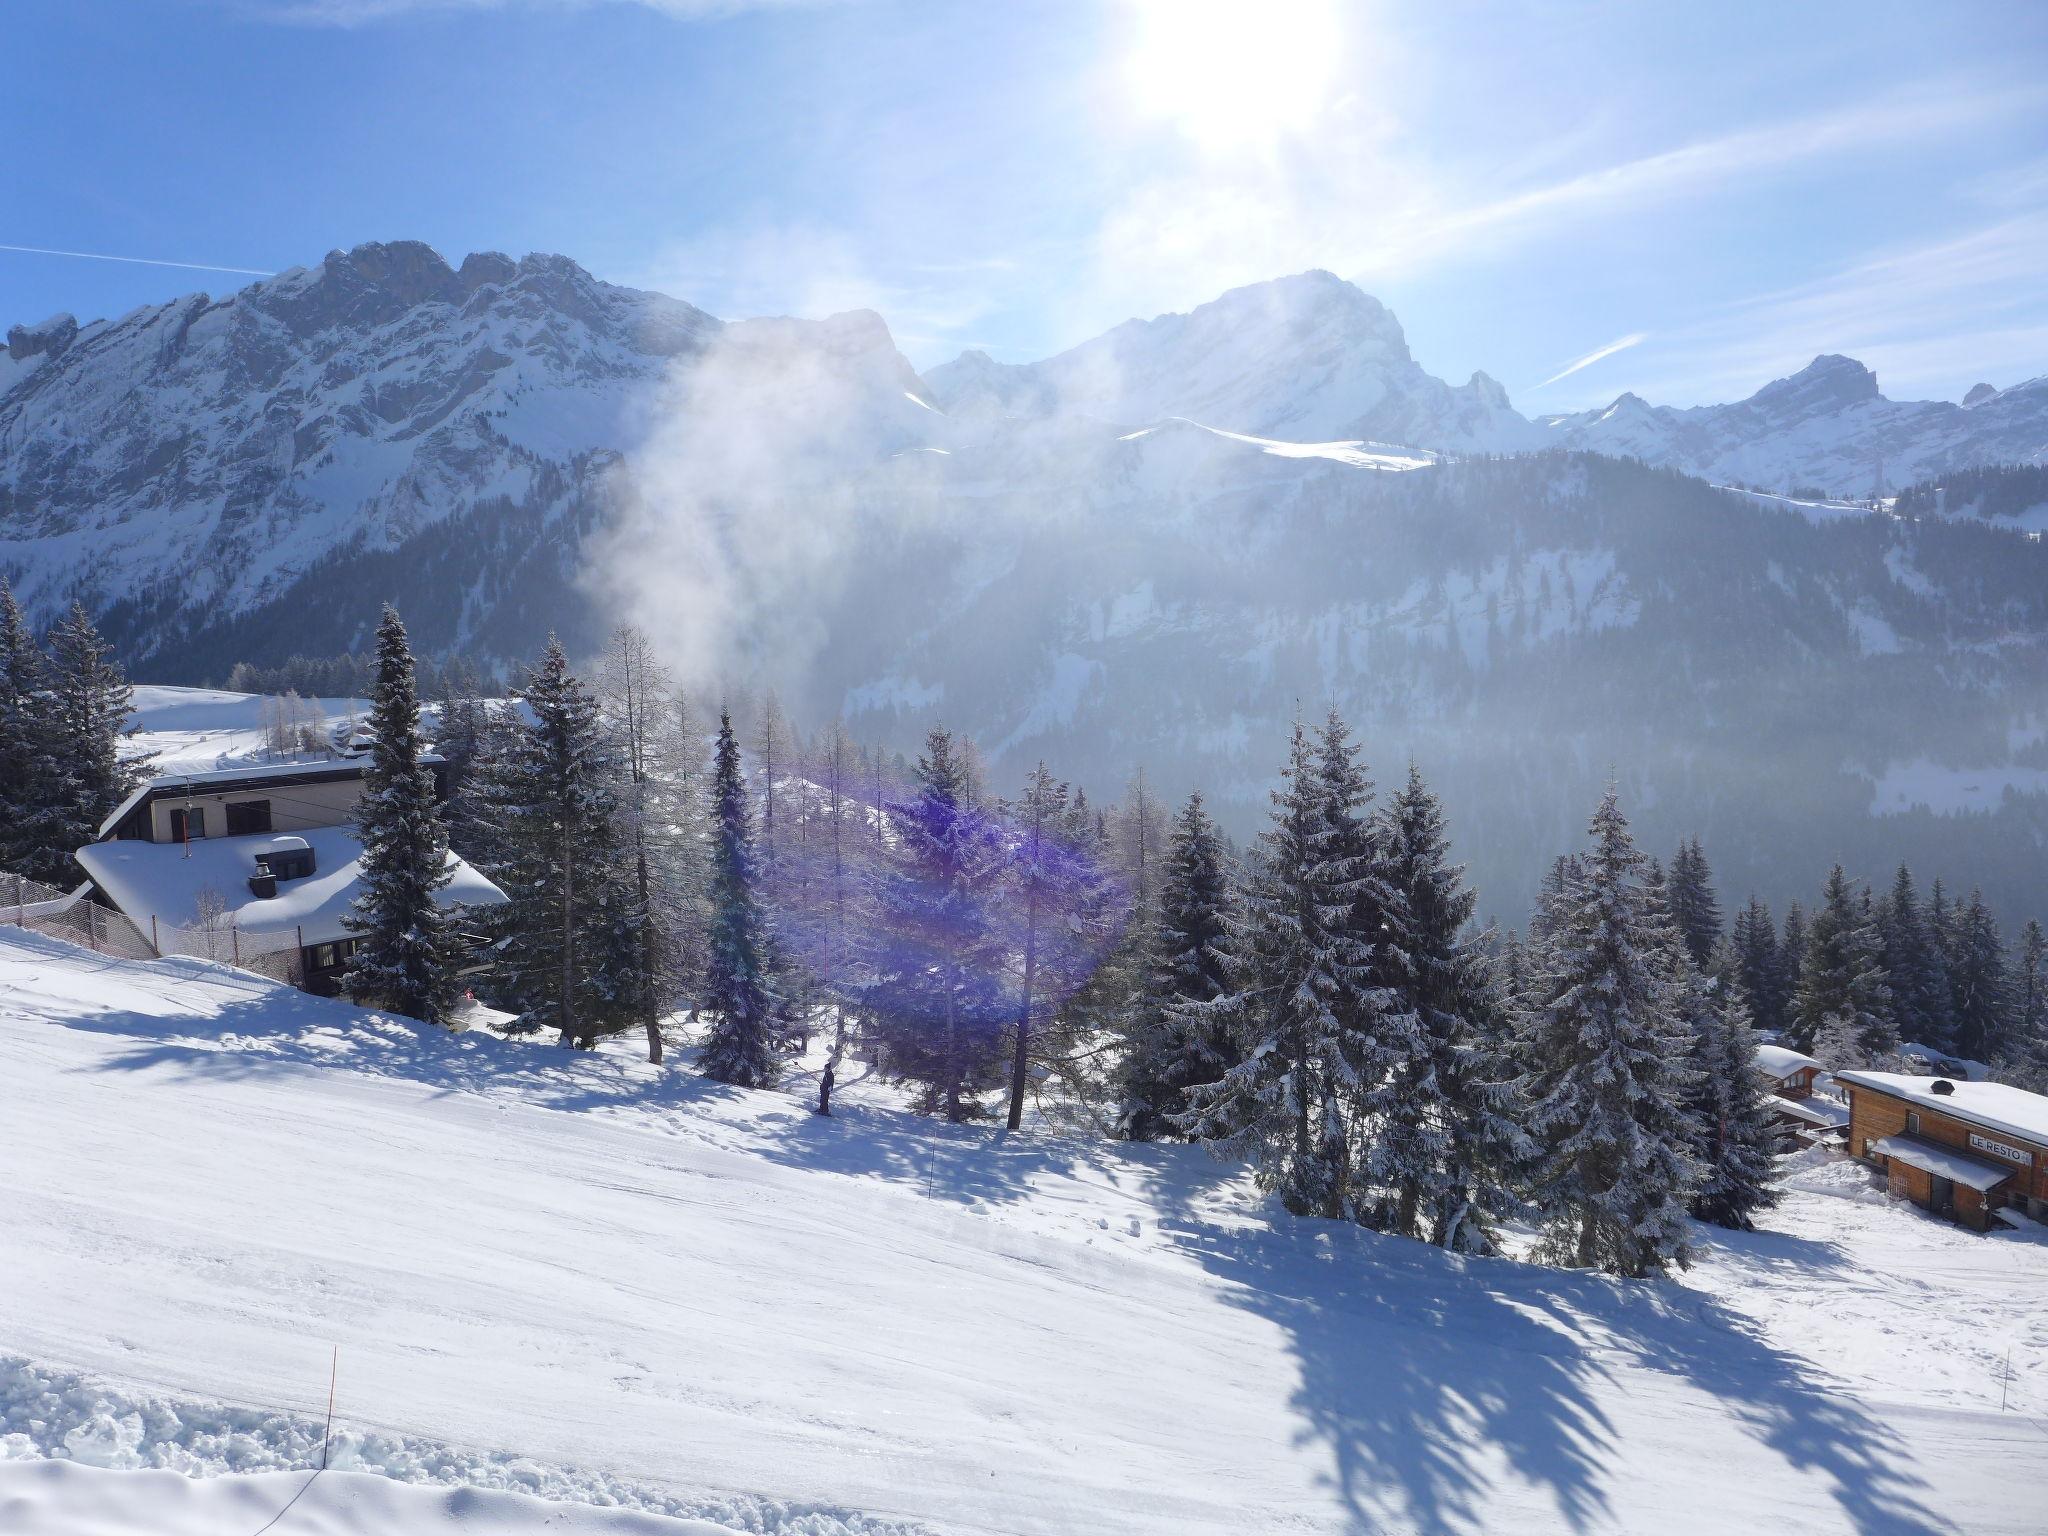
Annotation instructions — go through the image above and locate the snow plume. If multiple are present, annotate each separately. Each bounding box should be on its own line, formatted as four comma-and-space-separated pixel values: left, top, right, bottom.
583, 305, 946, 692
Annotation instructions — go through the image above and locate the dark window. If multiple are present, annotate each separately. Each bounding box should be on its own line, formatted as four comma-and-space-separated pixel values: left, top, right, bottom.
1906, 1112, 1920, 1134
169, 807, 206, 842
311, 943, 338, 969
225, 800, 273, 835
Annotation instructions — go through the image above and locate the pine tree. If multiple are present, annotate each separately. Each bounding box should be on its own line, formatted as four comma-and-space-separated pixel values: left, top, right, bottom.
1779, 900, 1808, 1031
481, 638, 631, 1048
42, 604, 146, 875
1681, 952, 1781, 1230
1666, 836, 1723, 971
1371, 764, 1529, 1252
698, 710, 781, 1088
343, 607, 461, 1023
1120, 790, 1238, 1140
869, 727, 1008, 1120
1522, 787, 1699, 1278
1794, 866, 1894, 1059
0, 581, 64, 882
2002, 920, 2048, 1091
1182, 716, 1389, 1220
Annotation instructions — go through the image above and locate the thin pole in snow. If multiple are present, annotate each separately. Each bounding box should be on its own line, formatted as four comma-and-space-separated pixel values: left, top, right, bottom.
2002, 1347, 2011, 1412
321, 1346, 338, 1469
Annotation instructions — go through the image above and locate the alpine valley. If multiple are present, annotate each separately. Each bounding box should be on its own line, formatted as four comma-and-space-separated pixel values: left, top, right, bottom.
4, 242, 2046, 918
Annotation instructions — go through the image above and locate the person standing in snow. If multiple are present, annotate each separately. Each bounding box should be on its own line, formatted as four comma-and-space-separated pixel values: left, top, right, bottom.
817, 1059, 835, 1116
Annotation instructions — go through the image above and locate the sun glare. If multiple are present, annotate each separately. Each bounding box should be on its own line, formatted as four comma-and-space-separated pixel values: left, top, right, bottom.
1122, 0, 1347, 155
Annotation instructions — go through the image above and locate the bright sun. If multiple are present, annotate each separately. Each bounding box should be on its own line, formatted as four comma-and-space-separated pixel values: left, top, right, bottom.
1122, 0, 1348, 155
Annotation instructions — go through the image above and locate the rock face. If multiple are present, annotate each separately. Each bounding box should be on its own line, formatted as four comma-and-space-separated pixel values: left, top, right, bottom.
1540, 355, 2048, 496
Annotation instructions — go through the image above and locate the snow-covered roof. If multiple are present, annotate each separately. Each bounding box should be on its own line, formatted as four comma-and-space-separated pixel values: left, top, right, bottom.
1836, 1070, 2048, 1149
1869, 1135, 2018, 1192
1775, 1097, 1849, 1129
1895, 1042, 1995, 1082
95, 754, 446, 839
1755, 1043, 1823, 1081
75, 825, 503, 948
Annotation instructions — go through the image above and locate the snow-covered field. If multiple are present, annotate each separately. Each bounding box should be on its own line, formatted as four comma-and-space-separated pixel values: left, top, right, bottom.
3, 926, 2046, 1534
124, 685, 372, 776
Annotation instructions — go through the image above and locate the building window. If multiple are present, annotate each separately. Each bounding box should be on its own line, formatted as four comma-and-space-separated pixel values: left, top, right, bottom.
312, 943, 338, 969
169, 807, 206, 842
1906, 1111, 1920, 1135
225, 799, 273, 835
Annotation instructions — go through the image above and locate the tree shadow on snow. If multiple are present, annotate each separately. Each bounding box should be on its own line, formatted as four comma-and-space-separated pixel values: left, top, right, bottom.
1138, 1169, 1943, 1536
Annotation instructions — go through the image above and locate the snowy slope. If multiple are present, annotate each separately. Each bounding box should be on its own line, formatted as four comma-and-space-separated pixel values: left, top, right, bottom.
4, 927, 2045, 1536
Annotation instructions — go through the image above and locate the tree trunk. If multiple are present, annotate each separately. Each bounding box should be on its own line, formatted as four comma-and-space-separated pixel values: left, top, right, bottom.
944, 977, 962, 1122
637, 843, 661, 1064
1007, 899, 1038, 1132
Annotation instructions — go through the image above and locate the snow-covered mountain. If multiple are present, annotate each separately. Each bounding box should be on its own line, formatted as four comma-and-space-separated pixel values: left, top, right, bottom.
926, 270, 1544, 453
1541, 355, 2048, 496
4, 243, 2047, 921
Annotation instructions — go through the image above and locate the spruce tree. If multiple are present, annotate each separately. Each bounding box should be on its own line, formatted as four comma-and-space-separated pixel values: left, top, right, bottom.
1730, 897, 1784, 1037
1666, 836, 1723, 971
1949, 889, 2012, 1063
1371, 764, 1529, 1252
869, 727, 1008, 1119
1876, 865, 1951, 1051
1794, 866, 1895, 1059
481, 638, 629, 1048
1120, 790, 1238, 1140
0, 581, 63, 882
698, 710, 781, 1087
1682, 952, 1781, 1231
344, 607, 461, 1024
42, 604, 145, 875
1522, 787, 1699, 1278
1182, 717, 1387, 1220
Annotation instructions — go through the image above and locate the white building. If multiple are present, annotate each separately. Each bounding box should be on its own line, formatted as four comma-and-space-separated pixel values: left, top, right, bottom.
76, 759, 504, 996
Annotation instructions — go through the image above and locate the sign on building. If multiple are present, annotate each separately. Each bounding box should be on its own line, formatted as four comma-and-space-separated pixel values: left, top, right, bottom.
1968, 1131, 2032, 1166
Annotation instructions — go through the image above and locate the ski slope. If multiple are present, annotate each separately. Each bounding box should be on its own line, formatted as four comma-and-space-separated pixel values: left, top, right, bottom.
2, 927, 2045, 1535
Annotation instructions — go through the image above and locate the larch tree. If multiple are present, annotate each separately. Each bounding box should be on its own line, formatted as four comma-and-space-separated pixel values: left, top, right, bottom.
344, 606, 462, 1024
1522, 786, 1700, 1278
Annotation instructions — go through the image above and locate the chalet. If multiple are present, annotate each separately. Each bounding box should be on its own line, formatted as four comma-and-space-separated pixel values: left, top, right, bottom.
74, 759, 504, 997
1752, 1042, 1848, 1147
1838, 1070, 2048, 1231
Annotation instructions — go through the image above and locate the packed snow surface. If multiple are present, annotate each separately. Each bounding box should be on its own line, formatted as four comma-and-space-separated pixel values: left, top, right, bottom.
3, 928, 2046, 1535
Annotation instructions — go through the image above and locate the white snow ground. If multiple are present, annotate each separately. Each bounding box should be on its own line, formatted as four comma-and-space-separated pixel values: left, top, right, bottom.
3, 927, 2046, 1535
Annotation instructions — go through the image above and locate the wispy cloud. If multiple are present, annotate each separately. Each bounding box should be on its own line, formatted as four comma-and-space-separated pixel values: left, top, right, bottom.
0, 243, 274, 277
1534, 332, 1646, 390
253, 0, 821, 23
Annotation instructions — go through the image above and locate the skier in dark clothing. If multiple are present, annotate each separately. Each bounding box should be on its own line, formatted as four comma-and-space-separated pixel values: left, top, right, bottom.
816, 1059, 835, 1116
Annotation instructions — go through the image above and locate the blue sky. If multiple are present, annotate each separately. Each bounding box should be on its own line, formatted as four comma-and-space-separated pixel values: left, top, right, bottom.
4, 0, 2045, 411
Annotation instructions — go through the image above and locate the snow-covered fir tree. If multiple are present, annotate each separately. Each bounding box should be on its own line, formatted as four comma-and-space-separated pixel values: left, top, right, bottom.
1666, 836, 1723, 971
1119, 789, 1238, 1141
1680, 951, 1781, 1231
1793, 866, 1895, 1059
481, 637, 636, 1048
1522, 786, 1700, 1278
869, 727, 1009, 1120
697, 709, 781, 1089
1181, 715, 1389, 1220
1370, 764, 1530, 1252
343, 607, 462, 1024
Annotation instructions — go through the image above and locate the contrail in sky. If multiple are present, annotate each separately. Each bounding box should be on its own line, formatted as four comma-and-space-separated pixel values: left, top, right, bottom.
1536, 331, 1648, 389
0, 243, 274, 277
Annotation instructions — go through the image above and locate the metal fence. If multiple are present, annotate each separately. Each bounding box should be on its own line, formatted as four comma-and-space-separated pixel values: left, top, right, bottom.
2, 871, 304, 987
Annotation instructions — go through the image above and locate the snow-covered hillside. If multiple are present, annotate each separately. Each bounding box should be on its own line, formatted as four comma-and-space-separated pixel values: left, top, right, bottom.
3, 926, 2045, 1535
